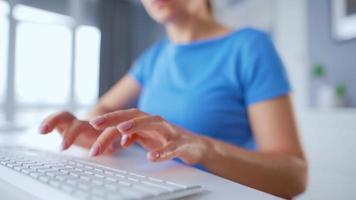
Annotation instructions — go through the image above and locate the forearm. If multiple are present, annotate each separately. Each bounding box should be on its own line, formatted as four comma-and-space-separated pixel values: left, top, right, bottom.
87, 103, 116, 119
87, 75, 141, 119
200, 136, 307, 199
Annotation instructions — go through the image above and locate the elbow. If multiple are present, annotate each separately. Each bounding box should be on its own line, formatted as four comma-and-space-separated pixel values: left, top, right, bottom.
286, 173, 307, 199
282, 157, 308, 199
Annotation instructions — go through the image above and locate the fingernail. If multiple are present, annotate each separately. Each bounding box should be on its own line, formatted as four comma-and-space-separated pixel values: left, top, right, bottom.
60, 140, 68, 151
117, 121, 133, 132
89, 143, 101, 157
120, 135, 128, 146
39, 124, 49, 134
150, 152, 160, 160
90, 116, 106, 127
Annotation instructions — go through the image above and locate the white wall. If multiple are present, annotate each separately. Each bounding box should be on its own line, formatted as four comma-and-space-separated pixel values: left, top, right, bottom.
273, 0, 309, 109
213, 0, 275, 32
298, 110, 356, 199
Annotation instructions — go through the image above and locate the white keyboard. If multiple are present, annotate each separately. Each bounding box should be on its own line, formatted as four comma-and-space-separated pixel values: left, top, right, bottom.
0, 146, 202, 200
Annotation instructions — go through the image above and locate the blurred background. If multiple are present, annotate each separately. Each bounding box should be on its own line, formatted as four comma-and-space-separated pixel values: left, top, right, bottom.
0, 0, 355, 199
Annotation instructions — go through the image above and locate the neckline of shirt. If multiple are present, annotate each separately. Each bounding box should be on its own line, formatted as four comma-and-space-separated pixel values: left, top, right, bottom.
166, 29, 242, 50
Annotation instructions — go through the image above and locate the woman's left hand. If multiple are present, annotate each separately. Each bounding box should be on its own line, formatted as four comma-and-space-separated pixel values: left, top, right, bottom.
89, 109, 211, 165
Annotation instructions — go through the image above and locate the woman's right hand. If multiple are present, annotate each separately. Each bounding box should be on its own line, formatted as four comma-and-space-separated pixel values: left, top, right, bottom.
39, 111, 121, 154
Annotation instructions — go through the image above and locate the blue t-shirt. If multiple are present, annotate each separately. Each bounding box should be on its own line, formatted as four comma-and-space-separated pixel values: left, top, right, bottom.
129, 28, 290, 151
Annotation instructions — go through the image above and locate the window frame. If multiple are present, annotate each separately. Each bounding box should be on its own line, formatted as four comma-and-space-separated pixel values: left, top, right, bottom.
0, 1, 9, 108
1, 2, 101, 128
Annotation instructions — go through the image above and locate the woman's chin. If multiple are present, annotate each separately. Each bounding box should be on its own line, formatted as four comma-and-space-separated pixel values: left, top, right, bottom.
153, 13, 179, 25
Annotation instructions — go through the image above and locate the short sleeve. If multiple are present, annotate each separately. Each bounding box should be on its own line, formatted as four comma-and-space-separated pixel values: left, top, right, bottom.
241, 32, 291, 105
128, 40, 165, 87
128, 54, 147, 86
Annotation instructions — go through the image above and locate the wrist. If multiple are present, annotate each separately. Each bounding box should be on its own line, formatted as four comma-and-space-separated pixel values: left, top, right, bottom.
196, 135, 216, 166
175, 127, 217, 166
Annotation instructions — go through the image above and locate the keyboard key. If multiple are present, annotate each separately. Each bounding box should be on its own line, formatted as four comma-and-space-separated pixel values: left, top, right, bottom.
115, 173, 125, 178
61, 185, 74, 193
94, 173, 104, 178
94, 168, 103, 173
91, 188, 106, 196
166, 181, 188, 188
45, 172, 57, 177
66, 179, 77, 186
148, 177, 163, 183
30, 172, 41, 178
141, 180, 178, 192
118, 180, 131, 187
105, 177, 117, 182
74, 190, 89, 200
39, 176, 50, 183
21, 168, 35, 174
68, 172, 79, 178
55, 175, 66, 182
0, 160, 8, 165
127, 177, 139, 182
92, 179, 105, 186
74, 168, 83, 172
84, 165, 93, 170
84, 170, 94, 175
49, 180, 61, 187
114, 169, 128, 174
104, 184, 117, 191
78, 183, 91, 191
133, 184, 168, 196
65, 165, 75, 169
104, 171, 114, 176
60, 169, 69, 174
76, 163, 84, 167
130, 172, 145, 178
106, 193, 134, 200
6, 163, 15, 168
120, 186, 153, 199
80, 175, 91, 182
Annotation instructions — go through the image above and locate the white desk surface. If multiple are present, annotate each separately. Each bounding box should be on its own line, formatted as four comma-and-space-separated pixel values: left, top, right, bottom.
0, 128, 281, 200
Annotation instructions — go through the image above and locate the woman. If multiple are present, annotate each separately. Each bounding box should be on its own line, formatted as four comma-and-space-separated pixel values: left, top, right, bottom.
39, 0, 307, 198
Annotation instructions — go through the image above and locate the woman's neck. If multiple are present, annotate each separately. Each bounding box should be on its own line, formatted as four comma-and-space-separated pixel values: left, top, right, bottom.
166, 14, 231, 44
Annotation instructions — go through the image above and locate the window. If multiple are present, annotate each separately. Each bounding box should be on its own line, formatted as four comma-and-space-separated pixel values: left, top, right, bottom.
15, 23, 72, 105
1, 3, 101, 129
0, 0, 9, 105
13, 4, 74, 26
75, 26, 101, 105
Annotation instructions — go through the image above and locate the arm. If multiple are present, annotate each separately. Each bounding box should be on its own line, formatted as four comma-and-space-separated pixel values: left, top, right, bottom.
88, 75, 141, 118
88, 95, 307, 199
200, 96, 307, 198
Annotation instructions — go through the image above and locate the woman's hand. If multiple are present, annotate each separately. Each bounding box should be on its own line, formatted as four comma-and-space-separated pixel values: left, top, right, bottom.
39, 111, 121, 154
89, 108, 211, 165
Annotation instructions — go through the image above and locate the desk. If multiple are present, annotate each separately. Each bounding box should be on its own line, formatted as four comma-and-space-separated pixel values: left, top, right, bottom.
0, 128, 281, 200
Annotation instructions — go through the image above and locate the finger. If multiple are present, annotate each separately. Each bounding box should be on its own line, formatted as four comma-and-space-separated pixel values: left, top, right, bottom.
39, 111, 75, 134
39, 111, 74, 134
119, 132, 160, 151
89, 109, 145, 130
148, 141, 198, 164
117, 116, 175, 142
89, 127, 120, 156
60, 120, 84, 151
120, 134, 138, 148
147, 142, 179, 162
108, 139, 121, 152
